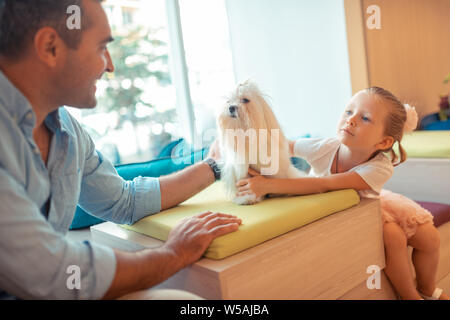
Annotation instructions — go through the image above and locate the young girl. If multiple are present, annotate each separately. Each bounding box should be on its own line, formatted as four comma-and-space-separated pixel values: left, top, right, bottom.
236, 87, 448, 300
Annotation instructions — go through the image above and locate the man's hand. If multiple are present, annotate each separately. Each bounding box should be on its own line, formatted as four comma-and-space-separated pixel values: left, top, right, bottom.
102, 212, 241, 299
164, 211, 242, 268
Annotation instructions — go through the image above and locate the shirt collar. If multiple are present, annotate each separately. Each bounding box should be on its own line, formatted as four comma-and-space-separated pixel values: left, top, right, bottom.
0, 70, 66, 134
45, 108, 63, 133
0, 70, 35, 127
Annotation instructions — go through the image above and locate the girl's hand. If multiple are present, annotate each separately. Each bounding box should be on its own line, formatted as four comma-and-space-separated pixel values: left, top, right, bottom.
207, 139, 221, 161
288, 140, 295, 157
236, 168, 269, 198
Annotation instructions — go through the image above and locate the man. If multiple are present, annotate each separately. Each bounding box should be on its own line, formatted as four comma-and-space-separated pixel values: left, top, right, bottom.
0, 0, 240, 300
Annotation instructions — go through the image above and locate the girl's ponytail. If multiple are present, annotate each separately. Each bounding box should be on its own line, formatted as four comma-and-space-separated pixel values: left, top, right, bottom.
389, 141, 407, 167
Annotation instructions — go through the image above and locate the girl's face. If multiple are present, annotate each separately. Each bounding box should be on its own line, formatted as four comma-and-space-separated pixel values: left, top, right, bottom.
337, 91, 393, 154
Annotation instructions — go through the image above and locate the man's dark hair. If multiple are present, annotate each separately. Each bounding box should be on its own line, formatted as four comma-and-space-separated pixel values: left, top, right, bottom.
0, 0, 101, 59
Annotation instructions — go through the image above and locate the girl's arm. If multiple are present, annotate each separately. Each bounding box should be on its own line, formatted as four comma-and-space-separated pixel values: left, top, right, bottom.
267, 172, 371, 194
289, 140, 295, 157
237, 170, 371, 198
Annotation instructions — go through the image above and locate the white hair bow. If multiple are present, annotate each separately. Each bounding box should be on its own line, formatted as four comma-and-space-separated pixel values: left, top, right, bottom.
403, 104, 418, 133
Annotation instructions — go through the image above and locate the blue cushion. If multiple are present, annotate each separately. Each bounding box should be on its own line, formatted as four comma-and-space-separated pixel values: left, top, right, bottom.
290, 134, 311, 172
157, 138, 184, 158
420, 111, 450, 130
69, 148, 209, 230
423, 120, 450, 131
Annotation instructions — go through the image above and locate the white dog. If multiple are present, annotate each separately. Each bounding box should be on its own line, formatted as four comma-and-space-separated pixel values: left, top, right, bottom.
217, 80, 306, 205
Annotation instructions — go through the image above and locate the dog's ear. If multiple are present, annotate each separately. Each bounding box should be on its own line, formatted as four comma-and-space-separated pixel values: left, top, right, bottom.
239, 79, 252, 87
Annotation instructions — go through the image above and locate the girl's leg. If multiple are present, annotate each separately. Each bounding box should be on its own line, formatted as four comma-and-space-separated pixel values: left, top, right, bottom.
408, 222, 449, 300
383, 222, 422, 300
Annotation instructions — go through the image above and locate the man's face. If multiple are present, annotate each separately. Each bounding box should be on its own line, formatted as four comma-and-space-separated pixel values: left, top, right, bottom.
57, 0, 114, 109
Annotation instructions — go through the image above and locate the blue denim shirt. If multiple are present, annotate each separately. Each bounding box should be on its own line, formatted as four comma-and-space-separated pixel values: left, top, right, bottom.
0, 71, 161, 299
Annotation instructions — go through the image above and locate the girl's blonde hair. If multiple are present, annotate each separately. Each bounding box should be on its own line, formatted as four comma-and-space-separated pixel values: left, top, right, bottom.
364, 87, 407, 166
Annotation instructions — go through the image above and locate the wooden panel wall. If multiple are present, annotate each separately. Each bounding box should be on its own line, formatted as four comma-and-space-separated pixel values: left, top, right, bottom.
344, 0, 370, 94
346, 0, 450, 119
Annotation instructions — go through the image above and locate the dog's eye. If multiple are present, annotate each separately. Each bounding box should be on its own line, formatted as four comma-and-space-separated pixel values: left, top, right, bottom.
241, 98, 250, 104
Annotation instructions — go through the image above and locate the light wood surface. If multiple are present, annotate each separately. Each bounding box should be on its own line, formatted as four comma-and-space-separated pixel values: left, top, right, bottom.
341, 222, 450, 299
91, 200, 450, 299
344, 0, 370, 94
92, 199, 386, 299
345, 0, 450, 118
435, 222, 450, 282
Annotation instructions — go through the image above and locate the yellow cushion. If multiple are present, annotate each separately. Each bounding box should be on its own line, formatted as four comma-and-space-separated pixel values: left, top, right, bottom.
122, 182, 360, 259
400, 131, 450, 158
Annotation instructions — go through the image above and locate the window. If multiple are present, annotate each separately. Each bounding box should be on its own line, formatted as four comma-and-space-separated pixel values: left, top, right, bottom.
178, 0, 236, 147
68, 0, 235, 165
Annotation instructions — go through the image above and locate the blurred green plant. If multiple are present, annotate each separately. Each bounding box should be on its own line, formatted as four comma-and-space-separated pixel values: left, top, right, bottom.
100, 26, 171, 121
439, 74, 450, 121
444, 73, 450, 84
85, 25, 176, 158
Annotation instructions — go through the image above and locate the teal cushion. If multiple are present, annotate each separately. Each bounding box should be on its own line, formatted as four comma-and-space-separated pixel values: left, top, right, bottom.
69, 148, 208, 230
291, 134, 311, 172
157, 138, 184, 158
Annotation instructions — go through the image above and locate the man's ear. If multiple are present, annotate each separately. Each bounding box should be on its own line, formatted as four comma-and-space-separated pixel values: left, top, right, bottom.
377, 135, 395, 150
33, 27, 65, 67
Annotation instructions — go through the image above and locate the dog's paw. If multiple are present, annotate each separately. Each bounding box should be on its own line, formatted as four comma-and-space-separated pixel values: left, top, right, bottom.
233, 193, 262, 205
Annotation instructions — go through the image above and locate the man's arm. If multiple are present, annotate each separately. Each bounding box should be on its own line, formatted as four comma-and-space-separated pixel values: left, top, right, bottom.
78, 124, 220, 222
0, 169, 116, 300
159, 140, 222, 210
102, 211, 241, 299
0, 167, 241, 299
159, 161, 215, 210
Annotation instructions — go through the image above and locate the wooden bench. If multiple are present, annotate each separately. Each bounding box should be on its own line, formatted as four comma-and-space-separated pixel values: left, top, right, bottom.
91, 198, 388, 299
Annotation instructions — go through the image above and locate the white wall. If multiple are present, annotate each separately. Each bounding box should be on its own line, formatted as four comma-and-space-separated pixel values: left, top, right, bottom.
225, 0, 352, 139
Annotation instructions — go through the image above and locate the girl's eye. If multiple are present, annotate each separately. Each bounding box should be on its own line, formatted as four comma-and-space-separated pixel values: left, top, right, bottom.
362, 116, 370, 122
345, 110, 352, 115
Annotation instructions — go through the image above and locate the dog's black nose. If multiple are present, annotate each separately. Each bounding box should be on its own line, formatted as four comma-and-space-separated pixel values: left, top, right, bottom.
229, 105, 237, 114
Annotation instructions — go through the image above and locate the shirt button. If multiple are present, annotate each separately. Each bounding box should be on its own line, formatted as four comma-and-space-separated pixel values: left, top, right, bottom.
26, 113, 33, 120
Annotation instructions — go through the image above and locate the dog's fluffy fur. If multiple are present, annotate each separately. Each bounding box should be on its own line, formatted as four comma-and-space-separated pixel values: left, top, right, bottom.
217, 80, 306, 205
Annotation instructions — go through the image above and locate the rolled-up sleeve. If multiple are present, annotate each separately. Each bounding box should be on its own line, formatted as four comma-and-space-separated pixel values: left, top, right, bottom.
77, 130, 161, 225
0, 169, 116, 300
133, 175, 161, 223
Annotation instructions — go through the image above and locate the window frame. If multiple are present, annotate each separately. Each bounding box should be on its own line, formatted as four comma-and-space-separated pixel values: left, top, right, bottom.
165, 0, 198, 145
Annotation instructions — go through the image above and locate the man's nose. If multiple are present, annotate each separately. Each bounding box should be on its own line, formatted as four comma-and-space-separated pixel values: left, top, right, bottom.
105, 49, 115, 73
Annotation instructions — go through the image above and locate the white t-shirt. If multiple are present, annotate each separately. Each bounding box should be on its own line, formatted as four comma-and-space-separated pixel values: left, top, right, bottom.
293, 137, 394, 198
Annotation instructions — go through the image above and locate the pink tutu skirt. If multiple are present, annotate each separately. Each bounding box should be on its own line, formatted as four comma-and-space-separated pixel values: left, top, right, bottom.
380, 189, 434, 238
